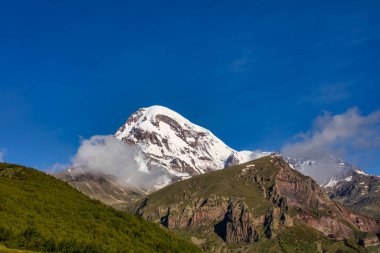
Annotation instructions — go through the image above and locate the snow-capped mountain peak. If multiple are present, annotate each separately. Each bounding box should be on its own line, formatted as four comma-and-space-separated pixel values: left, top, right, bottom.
115, 105, 210, 140
115, 105, 267, 180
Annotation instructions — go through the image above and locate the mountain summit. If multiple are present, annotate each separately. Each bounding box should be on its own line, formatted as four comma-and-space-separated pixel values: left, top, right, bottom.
115, 105, 268, 181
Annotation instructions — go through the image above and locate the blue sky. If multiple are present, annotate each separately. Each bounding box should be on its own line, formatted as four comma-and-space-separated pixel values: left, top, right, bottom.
0, 0, 379, 174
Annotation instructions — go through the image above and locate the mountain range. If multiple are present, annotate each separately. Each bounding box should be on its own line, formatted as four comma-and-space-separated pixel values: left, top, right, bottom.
57, 106, 378, 209
51, 105, 380, 252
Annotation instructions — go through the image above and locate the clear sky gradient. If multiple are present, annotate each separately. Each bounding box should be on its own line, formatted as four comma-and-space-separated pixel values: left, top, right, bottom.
0, 1, 379, 174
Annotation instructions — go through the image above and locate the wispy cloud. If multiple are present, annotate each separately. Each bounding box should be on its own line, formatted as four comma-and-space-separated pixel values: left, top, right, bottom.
282, 107, 380, 182
300, 83, 352, 105
230, 53, 255, 73
283, 107, 380, 157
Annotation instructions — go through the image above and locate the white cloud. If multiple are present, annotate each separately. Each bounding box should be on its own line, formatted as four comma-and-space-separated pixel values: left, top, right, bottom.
71, 135, 170, 190
283, 107, 380, 156
282, 107, 380, 182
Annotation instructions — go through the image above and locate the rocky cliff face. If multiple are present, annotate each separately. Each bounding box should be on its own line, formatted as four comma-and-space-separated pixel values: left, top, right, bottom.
137, 196, 262, 244
273, 159, 379, 240
132, 156, 380, 251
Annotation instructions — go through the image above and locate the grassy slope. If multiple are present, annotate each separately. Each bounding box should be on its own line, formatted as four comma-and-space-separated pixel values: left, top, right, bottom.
138, 156, 277, 218
0, 163, 201, 253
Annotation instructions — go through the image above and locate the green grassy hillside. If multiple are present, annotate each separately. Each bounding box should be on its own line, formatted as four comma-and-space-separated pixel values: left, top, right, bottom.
0, 163, 201, 253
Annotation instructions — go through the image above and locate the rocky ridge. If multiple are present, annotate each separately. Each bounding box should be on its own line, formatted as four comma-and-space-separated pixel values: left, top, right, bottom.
132, 155, 380, 251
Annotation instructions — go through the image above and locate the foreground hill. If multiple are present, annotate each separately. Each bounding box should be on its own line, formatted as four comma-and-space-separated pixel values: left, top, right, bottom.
0, 163, 201, 253
131, 156, 380, 252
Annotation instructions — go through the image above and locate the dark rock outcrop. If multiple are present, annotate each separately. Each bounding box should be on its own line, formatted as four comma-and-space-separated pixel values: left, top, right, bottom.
224, 153, 240, 168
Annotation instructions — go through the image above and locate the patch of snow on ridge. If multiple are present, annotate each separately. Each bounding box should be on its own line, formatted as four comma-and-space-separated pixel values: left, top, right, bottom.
325, 177, 339, 188
344, 176, 353, 182
355, 169, 368, 176
68, 168, 75, 180
86, 183, 93, 191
